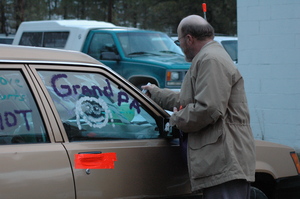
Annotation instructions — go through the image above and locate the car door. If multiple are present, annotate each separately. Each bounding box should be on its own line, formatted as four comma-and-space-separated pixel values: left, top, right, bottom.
0, 64, 75, 199
35, 65, 191, 199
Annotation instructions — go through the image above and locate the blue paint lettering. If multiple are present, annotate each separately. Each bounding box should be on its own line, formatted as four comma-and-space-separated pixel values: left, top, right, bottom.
52, 74, 114, 99
0, 114, 3, 130
15, 110, 32, 131
0, 77, 9, 85
51, 74, 71, 97
0, 109, 32, 131
82, 86, 92, 96
103, 79, 113, 97
118, 92, 140, 114
130, 99, 140, 114
5, 112, 17, 127
118, 91, 129, 106
0, 77, 23, 88
72, 85, 80, 95
51, 74, 140, 113
91, 86, 103, 97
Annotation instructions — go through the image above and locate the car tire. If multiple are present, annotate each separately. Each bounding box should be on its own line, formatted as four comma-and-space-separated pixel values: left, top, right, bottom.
250, 187, 268, 199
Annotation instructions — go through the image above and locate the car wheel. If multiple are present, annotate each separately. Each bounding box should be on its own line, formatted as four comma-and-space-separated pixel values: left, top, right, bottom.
251, 187, 268, 199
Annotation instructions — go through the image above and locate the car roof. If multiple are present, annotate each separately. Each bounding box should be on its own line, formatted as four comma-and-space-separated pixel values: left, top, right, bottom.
0, 44, 101, 65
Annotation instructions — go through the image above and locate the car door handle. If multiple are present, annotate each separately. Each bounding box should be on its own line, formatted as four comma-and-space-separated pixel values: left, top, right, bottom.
77, 151, 102, 175
75, 151, 117, 171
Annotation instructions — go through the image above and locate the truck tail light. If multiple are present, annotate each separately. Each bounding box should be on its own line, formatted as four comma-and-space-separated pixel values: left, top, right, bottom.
290, 152, 300, 174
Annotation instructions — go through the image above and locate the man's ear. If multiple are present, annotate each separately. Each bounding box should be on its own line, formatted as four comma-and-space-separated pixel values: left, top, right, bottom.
186, 34, 193, 45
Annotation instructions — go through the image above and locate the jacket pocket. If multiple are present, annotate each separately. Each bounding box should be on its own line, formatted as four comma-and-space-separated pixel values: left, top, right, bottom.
189, 121, 223, 150
189, 123, 226, 179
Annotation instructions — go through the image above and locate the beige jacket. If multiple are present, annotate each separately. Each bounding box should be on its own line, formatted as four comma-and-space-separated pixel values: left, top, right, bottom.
150, 41, 256, 191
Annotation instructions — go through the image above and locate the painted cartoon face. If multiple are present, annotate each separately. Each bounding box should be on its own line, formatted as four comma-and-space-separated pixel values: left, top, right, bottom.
76, 96, 114, 130
81, 100, 106, 119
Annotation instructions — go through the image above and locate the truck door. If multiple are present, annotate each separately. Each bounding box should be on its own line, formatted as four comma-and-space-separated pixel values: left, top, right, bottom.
84, 31, 122, 75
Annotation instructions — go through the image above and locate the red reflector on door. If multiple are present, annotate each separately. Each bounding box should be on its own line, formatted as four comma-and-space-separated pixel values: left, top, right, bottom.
75, 152, 117, 169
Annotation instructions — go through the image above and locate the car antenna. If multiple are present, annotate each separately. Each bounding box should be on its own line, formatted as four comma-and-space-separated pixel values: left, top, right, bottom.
202, 3, 207, 20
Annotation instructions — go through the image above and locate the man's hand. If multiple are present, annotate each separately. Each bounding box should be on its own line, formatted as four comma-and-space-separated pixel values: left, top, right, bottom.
141, 83, 157, 97
173, 107, 178, 113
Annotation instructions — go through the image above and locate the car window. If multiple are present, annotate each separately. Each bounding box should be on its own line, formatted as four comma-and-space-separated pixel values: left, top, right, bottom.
38, 71, 160, 141
87, 33, 117, 60
0, 70, 49, 144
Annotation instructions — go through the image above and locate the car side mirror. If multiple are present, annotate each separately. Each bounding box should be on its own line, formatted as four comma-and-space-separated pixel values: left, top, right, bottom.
100, 52, 120, 61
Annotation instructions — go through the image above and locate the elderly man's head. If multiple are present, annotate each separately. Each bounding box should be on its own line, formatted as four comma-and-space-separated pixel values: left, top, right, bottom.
177, 15, 214, 62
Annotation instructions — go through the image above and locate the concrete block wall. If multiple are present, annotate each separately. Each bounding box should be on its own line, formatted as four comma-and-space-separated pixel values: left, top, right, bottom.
237, 0, 300, 151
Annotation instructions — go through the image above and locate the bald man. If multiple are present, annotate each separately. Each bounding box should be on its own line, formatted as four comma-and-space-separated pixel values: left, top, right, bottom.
142, 15, 255, 199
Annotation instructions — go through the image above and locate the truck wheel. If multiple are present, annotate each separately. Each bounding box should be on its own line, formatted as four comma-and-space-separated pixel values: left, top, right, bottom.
250, 187, 268, 199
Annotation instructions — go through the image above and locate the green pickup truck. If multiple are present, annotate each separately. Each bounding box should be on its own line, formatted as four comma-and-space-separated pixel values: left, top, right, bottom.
12, 20, 190, 89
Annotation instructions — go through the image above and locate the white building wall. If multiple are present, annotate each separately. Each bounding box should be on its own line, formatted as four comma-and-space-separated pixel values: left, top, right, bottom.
237, 0, 300, 151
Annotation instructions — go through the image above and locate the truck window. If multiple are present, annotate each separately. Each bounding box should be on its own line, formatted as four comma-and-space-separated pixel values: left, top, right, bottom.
19, 32, 69, 48
87, 33, 117, 60
0, 70, 49, 144
117, 32, 183, 56
221, 40, 238, 63
38, 70, 160, 141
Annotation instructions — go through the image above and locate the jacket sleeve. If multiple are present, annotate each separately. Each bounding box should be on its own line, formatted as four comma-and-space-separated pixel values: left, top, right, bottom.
170, 58, 233, 133
150, 87, 180, 111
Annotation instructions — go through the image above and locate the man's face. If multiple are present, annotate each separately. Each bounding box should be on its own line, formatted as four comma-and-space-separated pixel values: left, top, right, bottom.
179, 36, 194, 62
177, 28, 194, 62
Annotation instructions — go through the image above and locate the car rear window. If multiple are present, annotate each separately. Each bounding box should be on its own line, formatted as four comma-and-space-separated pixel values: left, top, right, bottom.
0, 70, 49, 144
38, 70, 160, 141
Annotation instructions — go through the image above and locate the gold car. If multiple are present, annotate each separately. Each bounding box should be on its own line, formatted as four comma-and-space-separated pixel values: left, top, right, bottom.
0, 45, 299, 199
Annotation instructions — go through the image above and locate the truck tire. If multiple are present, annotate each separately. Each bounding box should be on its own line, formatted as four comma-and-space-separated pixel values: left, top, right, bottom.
251, 187, 268, 199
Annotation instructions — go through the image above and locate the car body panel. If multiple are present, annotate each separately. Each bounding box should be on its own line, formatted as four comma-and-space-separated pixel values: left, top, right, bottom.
64, 140, 190, 198
255, 140, 298, 178
0, 45, 299, 199
0, 143, 75, 199
0, 52, 190, 198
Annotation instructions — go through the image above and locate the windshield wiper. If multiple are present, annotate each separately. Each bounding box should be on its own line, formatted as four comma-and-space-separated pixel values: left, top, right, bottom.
159, 50, 183, 55
128, 51, 160, 56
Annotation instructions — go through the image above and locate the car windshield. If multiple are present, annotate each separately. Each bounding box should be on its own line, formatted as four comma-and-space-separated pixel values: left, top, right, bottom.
117, 32, 184, 57
221, 40, 238, 63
